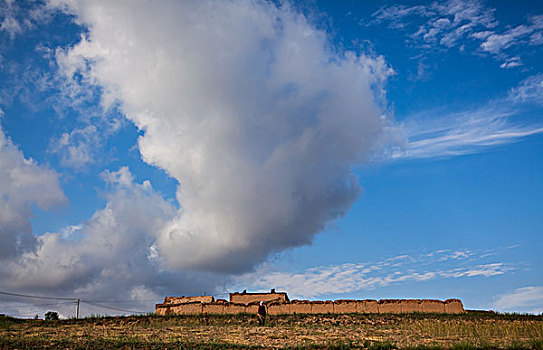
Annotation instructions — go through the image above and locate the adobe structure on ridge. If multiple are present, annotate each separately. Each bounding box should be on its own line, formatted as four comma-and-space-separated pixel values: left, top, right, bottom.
155, 289, 466, 315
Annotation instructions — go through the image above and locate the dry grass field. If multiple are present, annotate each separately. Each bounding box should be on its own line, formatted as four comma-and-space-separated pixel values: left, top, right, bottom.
1, 312, 542, 349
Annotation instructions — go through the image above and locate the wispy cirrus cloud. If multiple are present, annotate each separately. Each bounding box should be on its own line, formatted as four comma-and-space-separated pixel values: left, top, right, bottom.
508, 73, 543, 105
230, 248, 516, 299
371, 0, 542, 68
0, 6, 24, 39
478, 15, 543, 55
372, 0, 497, 48
382, 73, 543, 160
500, 56, 522, 69
0, 0, 51, 39
389, 108, 543, 160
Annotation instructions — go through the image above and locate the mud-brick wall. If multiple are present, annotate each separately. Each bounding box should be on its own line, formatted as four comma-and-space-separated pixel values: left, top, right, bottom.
378, 300, 402, 313
421, 300, 445, 313
268, 302, 291, 315
203, 302, 225, 315
156, 298, 465, 315
155, 301, 203, 315
334, 300, 358, 314
246, 302, 260, 314
310, 301, 334, 314
444, 299, 464, 314
164, 296, 214, 304
155, 305, 167, 316
222, 303, 247, 314
172, 302, 202, 315
359, 300, 379, 313
289, 300, 312, 314
230, 293, 287, 304
400, 300, 422, 313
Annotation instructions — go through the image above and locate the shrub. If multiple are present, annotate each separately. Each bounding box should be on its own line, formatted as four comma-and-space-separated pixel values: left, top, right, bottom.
45, 311, 59, 321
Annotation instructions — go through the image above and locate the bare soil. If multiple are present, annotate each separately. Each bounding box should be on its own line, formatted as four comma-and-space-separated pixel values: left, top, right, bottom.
1, 312, 542, 349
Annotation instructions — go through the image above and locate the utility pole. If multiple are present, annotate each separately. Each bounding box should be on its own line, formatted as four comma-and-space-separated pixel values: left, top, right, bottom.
76, 299, 80, 319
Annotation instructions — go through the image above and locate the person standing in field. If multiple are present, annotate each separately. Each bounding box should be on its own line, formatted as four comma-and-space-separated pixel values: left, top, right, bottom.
257, 301, 267, 325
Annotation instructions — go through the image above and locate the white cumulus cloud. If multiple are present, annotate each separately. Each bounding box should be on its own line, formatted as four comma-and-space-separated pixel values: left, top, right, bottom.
49, 0, 393, 273
0, 125, 66, 260
0, 167, 227, 317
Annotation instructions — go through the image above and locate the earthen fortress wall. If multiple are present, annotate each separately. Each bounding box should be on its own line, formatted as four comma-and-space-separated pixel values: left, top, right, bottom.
155, 298, 465, 315
230, 291, 289, 304
163, 296, 215, 304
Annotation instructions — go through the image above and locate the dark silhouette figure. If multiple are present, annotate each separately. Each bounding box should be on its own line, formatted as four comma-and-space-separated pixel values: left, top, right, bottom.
257, 301, 266, 325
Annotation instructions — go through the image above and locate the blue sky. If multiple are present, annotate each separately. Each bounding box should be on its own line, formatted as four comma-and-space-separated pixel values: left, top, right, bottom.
0, 0, 541, 317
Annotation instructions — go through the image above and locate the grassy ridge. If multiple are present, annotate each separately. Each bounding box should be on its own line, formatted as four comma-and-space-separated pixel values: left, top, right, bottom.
1, 312, 541, 349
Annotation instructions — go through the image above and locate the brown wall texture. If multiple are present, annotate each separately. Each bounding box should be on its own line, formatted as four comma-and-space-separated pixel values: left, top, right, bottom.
155, 298, 465, 315
230, 292, 288, 304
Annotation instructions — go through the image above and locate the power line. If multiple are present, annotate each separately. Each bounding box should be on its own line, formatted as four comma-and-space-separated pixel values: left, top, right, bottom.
3, 302, 77, 319
82, 301, 148, 314
83, 298, 161, 303
0, 290, 160, 304
0, 290, 76, 301
7, 303, 75, 316
0, 290, 159, 317
3, 301, 76, 309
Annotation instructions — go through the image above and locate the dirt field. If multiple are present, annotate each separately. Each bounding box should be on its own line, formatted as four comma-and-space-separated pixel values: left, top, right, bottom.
1, 312, 542, 349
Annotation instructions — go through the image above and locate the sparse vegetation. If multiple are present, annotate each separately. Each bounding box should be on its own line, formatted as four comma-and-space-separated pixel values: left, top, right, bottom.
45, 311, 60, 321
0, 313, 541, 349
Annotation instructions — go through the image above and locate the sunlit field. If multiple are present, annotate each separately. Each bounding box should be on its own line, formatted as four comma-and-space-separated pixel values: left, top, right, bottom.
1, 312, 542, 349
